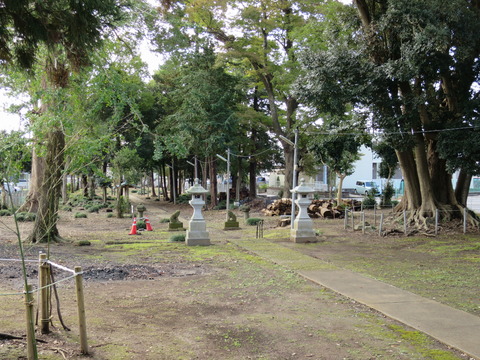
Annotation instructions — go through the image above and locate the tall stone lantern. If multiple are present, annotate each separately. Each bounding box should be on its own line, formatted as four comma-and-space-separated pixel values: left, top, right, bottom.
291, 179, 316, 243
185, 179, 210, 246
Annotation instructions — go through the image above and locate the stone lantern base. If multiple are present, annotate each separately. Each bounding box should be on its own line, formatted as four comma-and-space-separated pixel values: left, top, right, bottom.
186, 219, 210, 246
290, 228, 317, 243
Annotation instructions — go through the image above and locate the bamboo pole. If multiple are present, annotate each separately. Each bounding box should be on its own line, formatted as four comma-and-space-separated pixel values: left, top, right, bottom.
24, 284, 38, 360
39, 253, 50, 334
75, 266, 89, 354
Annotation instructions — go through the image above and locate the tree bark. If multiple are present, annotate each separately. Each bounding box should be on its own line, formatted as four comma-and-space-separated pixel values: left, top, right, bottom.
150, 170, 157, 197
455, 169, 472, 207
18, 147, 44, 213
209, 156, 218, 207
27, 129, 65, 243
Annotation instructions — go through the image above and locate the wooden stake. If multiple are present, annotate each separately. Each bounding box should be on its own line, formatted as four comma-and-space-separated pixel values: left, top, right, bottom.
75, 266, 89, 355
379, 213, 384, 236
24, 284, 38, 360
362, 212, 365, 234
39, 253, 50, 334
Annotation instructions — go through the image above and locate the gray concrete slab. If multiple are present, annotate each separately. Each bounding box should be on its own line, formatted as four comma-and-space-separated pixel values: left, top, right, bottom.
300, 269, 480, 359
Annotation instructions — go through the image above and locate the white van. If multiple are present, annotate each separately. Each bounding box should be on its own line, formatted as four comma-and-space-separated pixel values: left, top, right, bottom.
354, 180, 379, 195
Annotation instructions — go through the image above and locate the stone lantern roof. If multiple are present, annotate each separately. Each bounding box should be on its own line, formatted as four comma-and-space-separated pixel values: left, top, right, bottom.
186, 178, 209, 195
291, 179, 314, 195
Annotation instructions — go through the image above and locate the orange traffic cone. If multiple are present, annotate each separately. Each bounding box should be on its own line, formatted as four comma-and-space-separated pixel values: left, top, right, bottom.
145, 217, 153, 231
129, 217, 138, 235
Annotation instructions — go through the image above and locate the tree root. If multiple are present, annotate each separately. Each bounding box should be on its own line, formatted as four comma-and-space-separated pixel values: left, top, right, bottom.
383, 203, 479, 235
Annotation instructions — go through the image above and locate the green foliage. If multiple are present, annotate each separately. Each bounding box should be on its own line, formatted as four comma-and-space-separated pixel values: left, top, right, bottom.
381, 182, 395, 207
137, 220, 146, 230
76, 240, 91, 246
246, 218, 262, 226
0, 209, 12, 216
296, 0, 480, 210
107, 213, 115, 218
169, 233, 186, 242
160, 218, 170, 223
61, 205, 72, 212
153, 46, 240, 160
15, 212, 36, 222
176, 194, 191, 204
362, 193, 377, 209
74, 212, 87, 219
213, 200, 227, 210
87, 205, 102, 213
116, 196, 128, 218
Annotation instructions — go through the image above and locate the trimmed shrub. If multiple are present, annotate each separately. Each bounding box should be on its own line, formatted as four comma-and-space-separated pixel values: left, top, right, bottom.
106, 213, 115, 218
137, 220, 146, 230
169, 233, 186, 242
74, 212, 87, 219
246, 217, 262, 226
160, 218, 170, 223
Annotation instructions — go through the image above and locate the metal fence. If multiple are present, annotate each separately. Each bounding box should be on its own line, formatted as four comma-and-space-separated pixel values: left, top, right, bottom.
3, 191, 27, 208
344, 206, 474, 235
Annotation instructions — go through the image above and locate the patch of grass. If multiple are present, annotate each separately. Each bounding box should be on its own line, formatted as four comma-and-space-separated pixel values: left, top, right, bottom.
74, 212, 87, 219
169, 233, 185, 242
388, 324, 461, 360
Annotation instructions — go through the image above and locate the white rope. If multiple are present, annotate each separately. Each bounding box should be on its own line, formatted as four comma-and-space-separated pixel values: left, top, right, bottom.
0, 258, 37, 263
46, 260, 76, 274
0, 291, 25, 296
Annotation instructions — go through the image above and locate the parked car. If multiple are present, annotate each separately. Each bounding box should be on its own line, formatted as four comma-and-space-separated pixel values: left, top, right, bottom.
354, 180, 379, 195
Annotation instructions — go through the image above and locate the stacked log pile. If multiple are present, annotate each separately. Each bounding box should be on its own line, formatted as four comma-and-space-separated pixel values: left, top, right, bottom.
262, 198, 362, 219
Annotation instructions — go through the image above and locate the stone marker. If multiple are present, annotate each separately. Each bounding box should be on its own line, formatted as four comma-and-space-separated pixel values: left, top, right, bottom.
224, 210, 240, 230
168, 210, 184, 231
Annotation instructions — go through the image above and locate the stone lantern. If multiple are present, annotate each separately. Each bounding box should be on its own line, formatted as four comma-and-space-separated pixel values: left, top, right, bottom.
290, 179, 316, 243
185, 179, 210, 246
136, 204, 146, 218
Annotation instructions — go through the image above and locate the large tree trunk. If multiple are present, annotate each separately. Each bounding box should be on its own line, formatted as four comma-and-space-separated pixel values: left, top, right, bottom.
248, 158, 257, 198
82, 175, 88, 198
27, 129, 65, 243
150, 170, 157, 197
336, 173, 346, 205
209, 156, 218, 208
455, 169, 472, 207
18, 148, 44, 213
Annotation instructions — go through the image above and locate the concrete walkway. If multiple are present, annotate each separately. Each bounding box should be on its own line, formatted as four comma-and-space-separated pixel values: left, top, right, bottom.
231, 238, 480, 360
